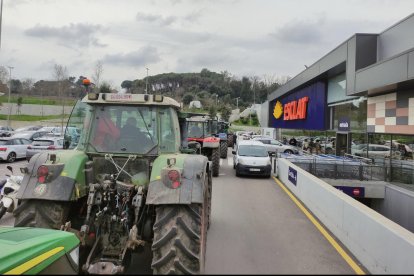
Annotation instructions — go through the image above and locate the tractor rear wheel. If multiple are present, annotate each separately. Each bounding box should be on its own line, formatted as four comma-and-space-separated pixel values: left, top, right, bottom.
220, 141, 228, 159
227, 134, 234, 148
151, 203, 208, 274
212, 148, 220, 177
13, 199, 70, 229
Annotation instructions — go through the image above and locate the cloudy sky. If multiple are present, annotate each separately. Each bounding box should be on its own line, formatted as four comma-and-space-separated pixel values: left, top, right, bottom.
0, 0, 413, 89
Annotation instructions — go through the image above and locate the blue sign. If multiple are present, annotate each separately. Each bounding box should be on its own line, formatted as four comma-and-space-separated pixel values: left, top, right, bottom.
269, 82, 327, 130
288, 167, 297, 185
334, 186, 365, 198
338, 117, 350, 131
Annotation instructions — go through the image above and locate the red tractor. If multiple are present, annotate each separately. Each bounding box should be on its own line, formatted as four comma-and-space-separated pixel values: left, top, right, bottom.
187, 116, 221, 177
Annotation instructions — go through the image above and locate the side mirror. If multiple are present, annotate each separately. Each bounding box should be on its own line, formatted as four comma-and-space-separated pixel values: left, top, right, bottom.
232, 150, 236, 154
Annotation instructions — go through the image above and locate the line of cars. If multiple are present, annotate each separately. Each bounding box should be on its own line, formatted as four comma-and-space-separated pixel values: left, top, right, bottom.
0, 125, 80, 163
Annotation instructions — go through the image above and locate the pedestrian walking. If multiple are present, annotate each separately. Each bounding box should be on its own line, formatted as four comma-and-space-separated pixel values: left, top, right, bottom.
302, 138, 309, 152
289, 137, 297, 147
309, 138, 316, 154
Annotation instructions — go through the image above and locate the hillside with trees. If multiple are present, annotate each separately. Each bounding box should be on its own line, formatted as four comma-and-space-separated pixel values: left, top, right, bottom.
122, 68, 290, 119
0, 63, 290, 121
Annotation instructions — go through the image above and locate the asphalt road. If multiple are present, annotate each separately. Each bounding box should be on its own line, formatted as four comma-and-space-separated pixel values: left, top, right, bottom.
0, 151, 360, 274
204, 150, 358, 274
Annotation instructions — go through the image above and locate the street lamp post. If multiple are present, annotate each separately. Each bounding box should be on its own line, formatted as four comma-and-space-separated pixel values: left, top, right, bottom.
145, 67, 149, 94
40, 87, 43, 118
0, 0, 3, 49
7, 66, 13, 127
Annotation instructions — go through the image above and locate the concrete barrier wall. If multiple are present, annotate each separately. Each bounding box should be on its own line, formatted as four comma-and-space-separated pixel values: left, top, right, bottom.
276, 158, 414, 274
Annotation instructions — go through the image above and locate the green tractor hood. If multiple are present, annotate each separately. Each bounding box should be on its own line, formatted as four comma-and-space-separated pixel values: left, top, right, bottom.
0, 227, 79, 275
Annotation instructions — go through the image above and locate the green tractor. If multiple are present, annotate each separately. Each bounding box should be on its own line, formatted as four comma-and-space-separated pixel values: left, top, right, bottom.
215, 120, 234, 154
0, 227, 80, 274
14, 93, 212, 274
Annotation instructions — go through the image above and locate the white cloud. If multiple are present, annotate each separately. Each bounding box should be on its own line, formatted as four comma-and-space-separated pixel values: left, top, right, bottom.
0, 0, 413, 88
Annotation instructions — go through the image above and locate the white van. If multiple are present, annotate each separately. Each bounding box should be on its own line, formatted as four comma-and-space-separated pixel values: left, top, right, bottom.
232, 140, 271, 178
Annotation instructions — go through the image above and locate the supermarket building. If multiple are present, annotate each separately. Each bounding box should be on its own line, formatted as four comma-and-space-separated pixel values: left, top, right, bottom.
262, 13, 414, 155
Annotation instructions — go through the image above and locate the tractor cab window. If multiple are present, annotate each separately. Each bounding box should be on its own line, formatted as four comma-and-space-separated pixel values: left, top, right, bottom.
209, 120, 218, 135
159, 107, 180, 153
88, 105, 158, 154
188, 122, 204, 138
64, 100, 88, 149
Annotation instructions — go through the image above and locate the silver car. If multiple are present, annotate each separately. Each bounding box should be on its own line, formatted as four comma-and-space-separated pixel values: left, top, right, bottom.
252, 137, 299, 154
26, 137, 65, 161
0, 137, 31, 162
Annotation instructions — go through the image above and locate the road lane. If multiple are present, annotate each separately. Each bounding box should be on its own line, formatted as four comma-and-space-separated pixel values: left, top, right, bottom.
0, 151, 361, 274
205, 149, 358, 274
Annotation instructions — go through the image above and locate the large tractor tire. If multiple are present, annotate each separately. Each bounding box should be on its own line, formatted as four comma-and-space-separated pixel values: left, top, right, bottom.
13, 199, 70, 229
212, 148, 220, 177
206, 171, 212, 230
220, 141, 228, 159
151, 203, 208, 275
227, 134, 234, 148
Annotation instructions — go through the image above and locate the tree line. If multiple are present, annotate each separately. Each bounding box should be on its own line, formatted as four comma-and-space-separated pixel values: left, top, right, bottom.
121, 68, 291, 116
0, 63, 291, 120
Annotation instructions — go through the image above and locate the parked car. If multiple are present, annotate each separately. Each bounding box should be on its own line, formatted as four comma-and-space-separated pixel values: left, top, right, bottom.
26, 136, 65, 161
233, 131, 252, 148
0, 126, 14, 137
11, 130, 51, 142
252, 137, 299, 154
353, 144, 395, 159
13, 125, 43, 132
0, 137, 31, 162
232, 140, 271, 177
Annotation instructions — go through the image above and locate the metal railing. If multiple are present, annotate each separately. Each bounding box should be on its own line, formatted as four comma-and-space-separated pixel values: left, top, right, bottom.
279, 153, 386, 181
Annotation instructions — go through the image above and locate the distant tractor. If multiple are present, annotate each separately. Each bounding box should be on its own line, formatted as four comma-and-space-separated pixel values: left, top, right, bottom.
208, 119, 229, 159
187, 116, 221, 177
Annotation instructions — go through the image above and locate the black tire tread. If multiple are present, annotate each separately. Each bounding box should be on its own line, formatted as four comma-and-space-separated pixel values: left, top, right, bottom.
13, 199, 69, 229
151, 204, 206, 275
212, 148, 220, 177
220, 141, 228, 159
227, 134, 234, 148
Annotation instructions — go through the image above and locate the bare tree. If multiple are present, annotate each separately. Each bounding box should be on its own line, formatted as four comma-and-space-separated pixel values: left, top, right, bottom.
92, 60, 104, 90
277, 75, 291, 85
53, 64, 68, 135
262, 73, 277, 87
21, 78, 35, 95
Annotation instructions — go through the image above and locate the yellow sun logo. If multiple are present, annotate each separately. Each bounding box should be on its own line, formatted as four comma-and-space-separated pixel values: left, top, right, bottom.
273, 101, 283, 119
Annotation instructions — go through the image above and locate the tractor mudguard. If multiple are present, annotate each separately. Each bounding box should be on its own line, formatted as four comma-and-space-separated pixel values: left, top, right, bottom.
17, 150, 88, 201
146, 154, 211, 205
202, 137, 220, 148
